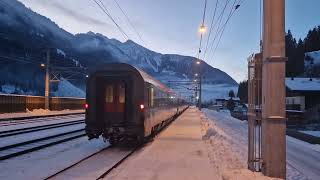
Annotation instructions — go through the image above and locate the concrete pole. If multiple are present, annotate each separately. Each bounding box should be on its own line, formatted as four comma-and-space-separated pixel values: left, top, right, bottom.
261, 0, 286, 178
45, 50, 50, 110
198, 74, 202, 110
195, 86, 198, 106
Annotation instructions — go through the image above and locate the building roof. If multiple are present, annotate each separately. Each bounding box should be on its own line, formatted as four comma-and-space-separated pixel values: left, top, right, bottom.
286, 78, 320, 91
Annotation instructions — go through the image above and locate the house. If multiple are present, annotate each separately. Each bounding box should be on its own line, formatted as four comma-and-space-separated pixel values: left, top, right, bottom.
286, 77, 320, 123
286, 77, 320, 110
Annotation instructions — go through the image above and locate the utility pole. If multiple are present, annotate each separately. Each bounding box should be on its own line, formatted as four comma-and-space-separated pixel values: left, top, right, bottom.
261, 0, 286, 178
195, 86, 198, 105
45, 49, 50, 110
198, 73, 202, 110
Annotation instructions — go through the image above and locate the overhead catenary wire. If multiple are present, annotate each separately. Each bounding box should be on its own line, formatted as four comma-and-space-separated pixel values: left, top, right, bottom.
91, 0, 129, 41
203, 0, 219, 59
203, 0, 233, 60
112, 0, 145, 45
197, 0, 208, 59
206, 0, 244, 62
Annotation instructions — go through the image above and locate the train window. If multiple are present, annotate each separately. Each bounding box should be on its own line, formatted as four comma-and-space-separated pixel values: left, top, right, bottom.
150, 87, 154, 107
105, 85, 113, 103
119, 84, 125, 103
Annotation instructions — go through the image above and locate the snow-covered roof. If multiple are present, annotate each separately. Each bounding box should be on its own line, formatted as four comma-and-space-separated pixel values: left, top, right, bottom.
286, 78, 320, 91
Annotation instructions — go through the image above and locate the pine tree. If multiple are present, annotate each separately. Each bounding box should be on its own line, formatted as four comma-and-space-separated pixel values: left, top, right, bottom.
228, 90, 235, 99
285, 30, 297, 77
296, 39, 305, 75
237, 80, 248, 103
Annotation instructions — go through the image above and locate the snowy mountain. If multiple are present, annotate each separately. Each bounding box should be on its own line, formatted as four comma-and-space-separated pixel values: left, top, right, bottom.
71, 32, 237, 85
304, 50, 320, 77
305, 50, 320, 67
0, 0, 237, 101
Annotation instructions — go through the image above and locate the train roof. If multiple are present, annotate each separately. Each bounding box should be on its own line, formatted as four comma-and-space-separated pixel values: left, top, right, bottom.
135, 68, 172, 93
93, 63, 172, 93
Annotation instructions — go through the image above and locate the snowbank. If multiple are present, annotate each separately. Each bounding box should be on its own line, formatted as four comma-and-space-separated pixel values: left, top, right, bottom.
202, 109, 309, 180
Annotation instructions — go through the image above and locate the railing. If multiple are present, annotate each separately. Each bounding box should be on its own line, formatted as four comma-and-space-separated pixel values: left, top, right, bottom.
0, 94, 85, 113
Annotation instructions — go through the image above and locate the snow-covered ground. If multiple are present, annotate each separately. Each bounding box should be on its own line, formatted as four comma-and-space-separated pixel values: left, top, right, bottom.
300, 131, 320, 137
104, 107, 277, 180
0, 123, 84, 148
53, 78, 85, 98
0, 109, 84, 120
0, 114, 84, 131
105, 107, 219, 180
203, 109, 319, 180
0, 137, 107, 180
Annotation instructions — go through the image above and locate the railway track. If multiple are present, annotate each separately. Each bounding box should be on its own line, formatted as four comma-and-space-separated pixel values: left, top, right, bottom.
0, 114, 84, 127
0, 129, 86, 161
0, 119, 85, 138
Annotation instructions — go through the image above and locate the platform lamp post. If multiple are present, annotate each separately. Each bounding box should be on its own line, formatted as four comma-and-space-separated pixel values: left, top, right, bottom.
197, 24, 205, 111
196, 60, 202, 110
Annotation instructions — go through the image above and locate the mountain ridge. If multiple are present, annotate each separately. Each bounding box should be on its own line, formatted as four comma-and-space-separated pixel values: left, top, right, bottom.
0, 0, 237, 99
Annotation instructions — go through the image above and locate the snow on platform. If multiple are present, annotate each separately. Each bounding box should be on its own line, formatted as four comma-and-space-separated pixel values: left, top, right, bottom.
0, 109, 84, 120
105, 107, 276, 180
105, 107, 219, 180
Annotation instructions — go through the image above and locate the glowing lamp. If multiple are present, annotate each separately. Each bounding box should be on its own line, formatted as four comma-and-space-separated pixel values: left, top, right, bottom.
199, 25, 206, 33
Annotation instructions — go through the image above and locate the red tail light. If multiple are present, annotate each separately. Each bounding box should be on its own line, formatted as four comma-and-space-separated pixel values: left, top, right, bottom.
84, 103, 89, 109
140, 104, 144, 110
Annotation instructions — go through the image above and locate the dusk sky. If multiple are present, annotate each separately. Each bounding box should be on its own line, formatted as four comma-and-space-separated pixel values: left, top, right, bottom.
19, 0, 320, 82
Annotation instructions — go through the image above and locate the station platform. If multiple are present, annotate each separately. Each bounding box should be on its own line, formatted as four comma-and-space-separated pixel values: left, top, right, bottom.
105, 107, 219, 180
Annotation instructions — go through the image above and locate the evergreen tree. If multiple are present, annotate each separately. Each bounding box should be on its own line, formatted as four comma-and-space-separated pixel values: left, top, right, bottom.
285, 30, 297, 77
228, 90, 235, 99
237, 80, 248, 103
296, 39, 305, 75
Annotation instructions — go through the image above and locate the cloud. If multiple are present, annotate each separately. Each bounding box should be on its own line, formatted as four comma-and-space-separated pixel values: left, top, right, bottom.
38, 1, 113, 29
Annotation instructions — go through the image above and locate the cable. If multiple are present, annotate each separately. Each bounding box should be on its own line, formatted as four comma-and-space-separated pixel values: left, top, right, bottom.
204, 0, 233, 60
203, 0, 219, 58
91, 0, 129, 40
210, 0, 245, 59
112, 0, 144, 44
259, 0, 262, 50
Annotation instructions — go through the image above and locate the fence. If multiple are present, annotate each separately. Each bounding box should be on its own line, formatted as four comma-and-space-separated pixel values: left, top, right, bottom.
0, 94, 85, 113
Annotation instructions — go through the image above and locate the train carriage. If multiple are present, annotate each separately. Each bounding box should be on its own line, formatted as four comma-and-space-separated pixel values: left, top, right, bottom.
85, 63, 188, 144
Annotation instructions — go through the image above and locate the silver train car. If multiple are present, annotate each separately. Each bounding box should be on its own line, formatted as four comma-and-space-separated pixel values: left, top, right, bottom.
85, 63, 188, 144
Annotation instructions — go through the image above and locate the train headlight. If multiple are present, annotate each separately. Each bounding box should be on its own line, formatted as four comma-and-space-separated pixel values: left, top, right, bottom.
140, 104, 144, 110
84, 103, 89, 109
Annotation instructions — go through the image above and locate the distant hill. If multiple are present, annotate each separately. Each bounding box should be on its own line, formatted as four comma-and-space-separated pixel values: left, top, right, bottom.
0, 0, 237, 101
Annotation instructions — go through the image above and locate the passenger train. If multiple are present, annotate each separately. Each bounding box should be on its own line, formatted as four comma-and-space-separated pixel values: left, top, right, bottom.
85, 63, 188, 144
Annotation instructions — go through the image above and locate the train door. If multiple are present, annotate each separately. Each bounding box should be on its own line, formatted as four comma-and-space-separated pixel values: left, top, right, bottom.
104, 81, 126, 124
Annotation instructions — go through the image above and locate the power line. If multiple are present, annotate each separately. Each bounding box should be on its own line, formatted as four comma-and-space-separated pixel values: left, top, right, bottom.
206, 0, 244, 62
210, 2, 239, 58
203, 0, 219, 59
112, 0, 145, 44
91, 0, 129, 40
203, 0, 232, 60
